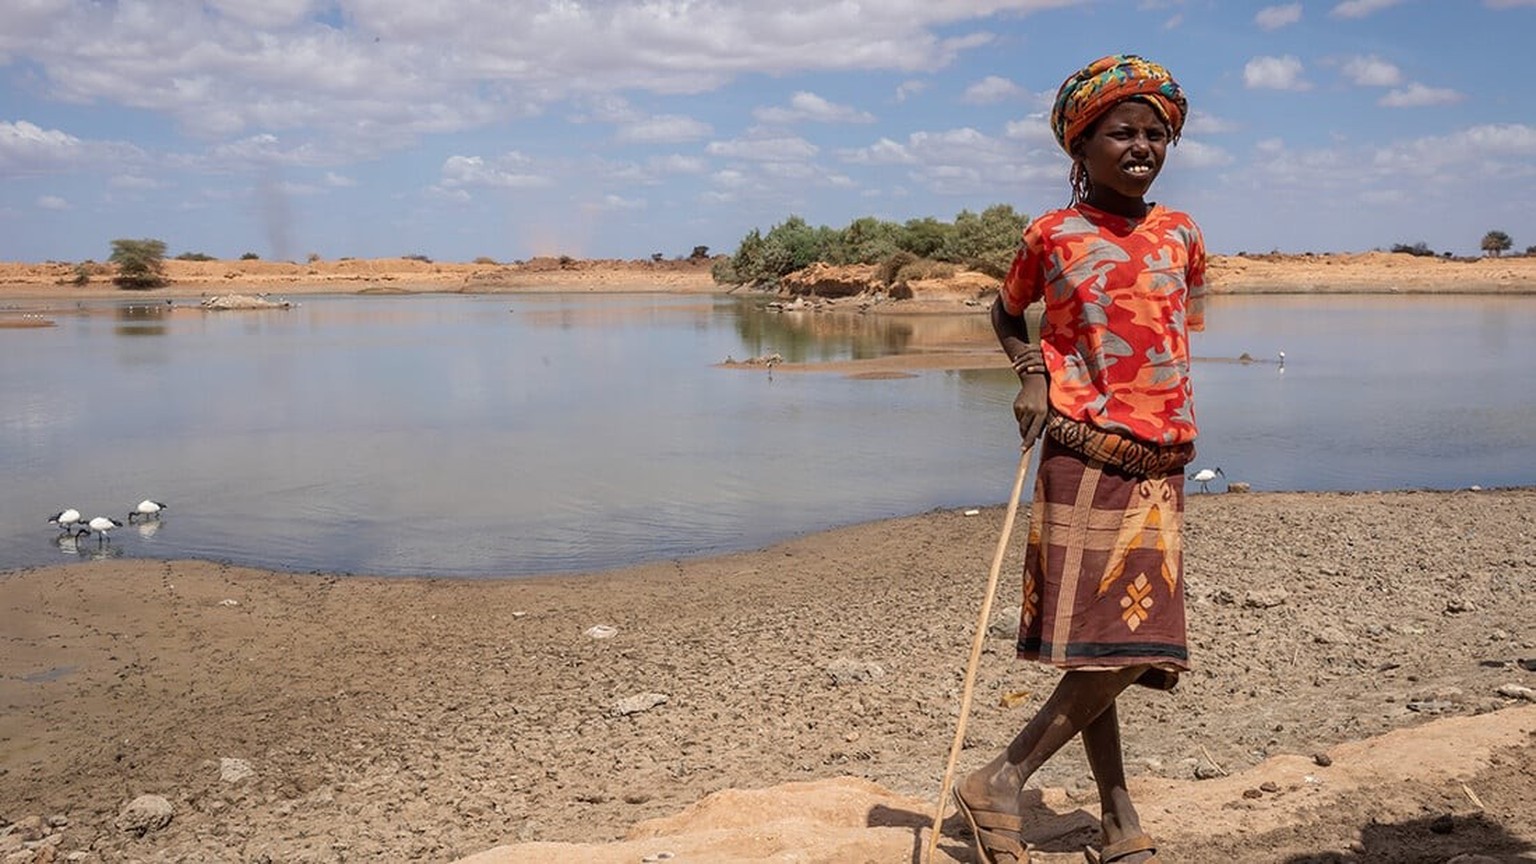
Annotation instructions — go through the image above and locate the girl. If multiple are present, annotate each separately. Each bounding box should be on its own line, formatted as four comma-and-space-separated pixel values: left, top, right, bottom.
953, 54, 1206, 864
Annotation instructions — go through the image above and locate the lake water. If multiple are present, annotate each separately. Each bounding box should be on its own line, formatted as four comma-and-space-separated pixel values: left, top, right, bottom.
3, 291, 1533, 577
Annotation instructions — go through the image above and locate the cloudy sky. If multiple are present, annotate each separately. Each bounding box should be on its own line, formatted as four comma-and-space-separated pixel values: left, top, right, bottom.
3, 0, 1534, 263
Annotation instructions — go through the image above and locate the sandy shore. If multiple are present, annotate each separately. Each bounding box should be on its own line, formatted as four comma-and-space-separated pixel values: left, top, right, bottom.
3, 488, 1535, 863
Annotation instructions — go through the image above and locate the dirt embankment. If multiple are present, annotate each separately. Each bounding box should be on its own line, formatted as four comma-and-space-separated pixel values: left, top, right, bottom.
4, 251, 1535, 306
0, 256, 720, 300
772, 252, 1536, 309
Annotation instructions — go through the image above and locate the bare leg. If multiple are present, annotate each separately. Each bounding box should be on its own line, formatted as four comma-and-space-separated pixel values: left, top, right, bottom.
955, 666, 1146, 862
1082, 701, 1154, 863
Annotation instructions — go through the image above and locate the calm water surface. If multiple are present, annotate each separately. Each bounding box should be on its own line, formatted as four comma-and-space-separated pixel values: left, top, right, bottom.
3, 291, 1533, 577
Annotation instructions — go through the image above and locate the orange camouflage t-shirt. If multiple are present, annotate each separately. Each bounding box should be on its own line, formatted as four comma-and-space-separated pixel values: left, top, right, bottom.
1001, 202, 1207, 446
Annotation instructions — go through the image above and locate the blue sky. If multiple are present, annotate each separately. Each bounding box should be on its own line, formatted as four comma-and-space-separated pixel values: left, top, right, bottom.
3, 0, 1534, 263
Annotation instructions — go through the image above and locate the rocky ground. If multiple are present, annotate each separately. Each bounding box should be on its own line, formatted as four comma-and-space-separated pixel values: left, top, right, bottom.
3, 488, 1534, 863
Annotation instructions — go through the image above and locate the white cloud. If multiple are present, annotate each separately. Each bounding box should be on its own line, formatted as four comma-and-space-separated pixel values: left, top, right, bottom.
0, 120, 142, 175
1171, 139, 1233, 169
586, 194, 646, 212
36, 195, 69, 211
110, 174, 161, 189
706, 136, 819, 162
1341, 55, 1403, 87
1330, 0, 1406, 17
0, 1, 1078, 154
961, 76, 1024, 105
437, 153, 551, 190
616, 114, 713, 143
1003, 115, 1055, 145
1255, 3, 1303, 29
324, 172, 357, 187
648, 154, 708, 175
840, 126, 1061, 195
753, 92, 875, 125
1243, 55, 1310, 91
895, 80, 929, 102
0, 120, 82, 172
1380, 83, 1464, 108
839, 137, 918, 165
1184, 111, 1239, 135
204, 0, 318, 29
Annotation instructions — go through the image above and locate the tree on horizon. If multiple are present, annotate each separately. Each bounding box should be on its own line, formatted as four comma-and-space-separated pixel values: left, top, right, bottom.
109, 238, 168, 289
1481, 230, 1513, 257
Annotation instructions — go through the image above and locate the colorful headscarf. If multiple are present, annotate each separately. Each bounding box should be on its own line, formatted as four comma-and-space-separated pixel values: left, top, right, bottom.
1049, 54, 1187, 154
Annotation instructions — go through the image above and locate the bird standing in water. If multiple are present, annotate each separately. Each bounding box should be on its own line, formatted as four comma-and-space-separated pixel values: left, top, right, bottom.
128, 499, 167, 522
49, 508, 84, 534
87, 516, 123, 544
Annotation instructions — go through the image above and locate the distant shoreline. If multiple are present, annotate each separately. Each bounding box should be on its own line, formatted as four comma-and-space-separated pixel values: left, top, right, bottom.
3, 250, 1535, 304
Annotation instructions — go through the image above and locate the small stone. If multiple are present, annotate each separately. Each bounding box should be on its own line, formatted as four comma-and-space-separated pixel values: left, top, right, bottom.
825, 658, 885, 686
116, 794, 174, 837
613, 692, 669, 716
1445, 598, 1476, 614
1226, 482, 1251, 493
585, 624, 618, 639
1429, 813, 1455, 834
1260, 781, 1280, 793
219, 757, 255, 783
988, 607, 1021, 638
1495, 683, 1536, 702
1194, 763, 1224, 780
1242, 788, 1263, 799
1312, 753, 1333, 767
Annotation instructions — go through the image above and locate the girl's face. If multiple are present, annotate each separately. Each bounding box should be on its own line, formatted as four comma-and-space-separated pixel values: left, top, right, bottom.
1074, 99, 1169, 214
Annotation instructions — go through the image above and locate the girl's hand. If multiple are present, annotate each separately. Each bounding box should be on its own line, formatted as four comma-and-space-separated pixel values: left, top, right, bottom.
1010, 344, 1046, 377
1013, 374, 1049, 443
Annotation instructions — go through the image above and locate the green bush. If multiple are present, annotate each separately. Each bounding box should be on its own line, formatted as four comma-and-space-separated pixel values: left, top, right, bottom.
717, 205, 1028, 289
240, 252, 260, 260
109, 238, 169, 289
175, 251, 216, 261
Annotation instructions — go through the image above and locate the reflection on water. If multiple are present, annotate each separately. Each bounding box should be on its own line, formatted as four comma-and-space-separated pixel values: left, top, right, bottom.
114, 301, 174, 337
2, 292, 1534, 578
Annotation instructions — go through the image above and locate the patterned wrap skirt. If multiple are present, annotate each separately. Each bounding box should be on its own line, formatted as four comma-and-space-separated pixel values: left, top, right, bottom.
1017, 435, 1191, 687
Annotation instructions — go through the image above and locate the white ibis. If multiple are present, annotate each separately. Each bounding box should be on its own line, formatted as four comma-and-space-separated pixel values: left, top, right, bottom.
1190, 466, 1225, 493
87, 516, 123, 544
49, 508, 84, 534
128, 499, 167, 522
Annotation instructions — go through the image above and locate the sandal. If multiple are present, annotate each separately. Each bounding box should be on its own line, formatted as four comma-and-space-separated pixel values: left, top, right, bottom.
952, 788, 1031, 864
1083, 832, 1159, 864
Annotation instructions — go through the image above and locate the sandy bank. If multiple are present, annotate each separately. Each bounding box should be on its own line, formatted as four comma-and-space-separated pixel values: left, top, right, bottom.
3, 251, 1536, 305
3, 488, 1534, 862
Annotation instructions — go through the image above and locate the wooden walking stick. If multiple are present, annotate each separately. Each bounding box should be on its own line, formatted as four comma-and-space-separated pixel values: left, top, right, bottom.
924, 443, 1034, 864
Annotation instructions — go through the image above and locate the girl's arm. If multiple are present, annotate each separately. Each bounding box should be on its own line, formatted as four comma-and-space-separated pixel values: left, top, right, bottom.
991, 296, 1049, 444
